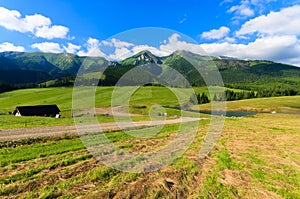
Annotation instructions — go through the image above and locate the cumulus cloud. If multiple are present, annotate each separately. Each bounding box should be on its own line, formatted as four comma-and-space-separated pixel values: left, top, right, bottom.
199, 35, 300, 65
108, 47, 132, 60
0, 7, 69, 39
77, 37, 107, 57
227, 1, 255, 17
160, 34, 206, 55
224, 0, 280, 25
99, 34, 212, 61
0, 42, 25, 52
63, 43, 81, 54
105, 33, 300, 66
102, 34, 206, 60
31, 42, 63, 53
201, 26, 231, 40
236, 5, 300, 36
102, 38, 172, 60
102, 38, 134, 48
73, 29, 300, 66
35, 25, 69, 40
223, 37, 236, 43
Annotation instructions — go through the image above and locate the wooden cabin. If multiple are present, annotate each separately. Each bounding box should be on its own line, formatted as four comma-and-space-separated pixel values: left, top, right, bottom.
13, 105, 61, 117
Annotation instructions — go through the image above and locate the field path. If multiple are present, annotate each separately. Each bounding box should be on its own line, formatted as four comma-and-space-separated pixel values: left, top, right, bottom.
0, 117, 201, 141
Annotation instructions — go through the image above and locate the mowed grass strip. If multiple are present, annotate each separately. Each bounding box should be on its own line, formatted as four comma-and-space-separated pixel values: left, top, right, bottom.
0, 120, 208, 198
0, 139, 85, 166
0, 112, 299, 198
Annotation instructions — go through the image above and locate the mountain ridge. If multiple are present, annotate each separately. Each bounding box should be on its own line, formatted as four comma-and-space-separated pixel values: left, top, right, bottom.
0, 50, 299, 88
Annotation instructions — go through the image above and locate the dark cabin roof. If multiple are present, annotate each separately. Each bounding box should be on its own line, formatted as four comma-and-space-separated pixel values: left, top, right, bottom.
13, 105, 60, 116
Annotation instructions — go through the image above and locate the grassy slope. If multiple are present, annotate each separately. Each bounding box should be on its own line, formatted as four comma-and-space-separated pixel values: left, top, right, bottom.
0, 86, 244, 113
0, 87, 299, 198
0, 87, 198, 128
0, 99, 299, 198
0, 87, 299, 129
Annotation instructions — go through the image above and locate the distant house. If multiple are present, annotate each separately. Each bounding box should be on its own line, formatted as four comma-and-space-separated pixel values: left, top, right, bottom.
13, 105, 61, 118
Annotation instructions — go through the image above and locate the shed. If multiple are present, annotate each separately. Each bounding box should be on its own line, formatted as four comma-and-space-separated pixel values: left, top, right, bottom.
13, 105, 61, 117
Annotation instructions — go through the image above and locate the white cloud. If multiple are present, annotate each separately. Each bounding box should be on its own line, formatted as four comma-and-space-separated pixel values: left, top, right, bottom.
201, 26, 231, 40
77, 37, 107, 57
108, 47, 132, 60
236, 5, 300, 36
102, 38, 135, 60
74, 33, 300, 66
223, 37, 236, 43
104, 34, 206, 60
220, 0, 233, 5
160, 34, 206, 55
0, 7, 69, 39
199, 35, 300, 65
35, 25, 69, 40
102, 38, 171, 60
227, 2, 255, 17
63, 43, 81, 54
102, 38, 134, 48
225, 0, 280, 24
0, 42, 25, 52
31, 42, 63, 53
118, 33, 300, 66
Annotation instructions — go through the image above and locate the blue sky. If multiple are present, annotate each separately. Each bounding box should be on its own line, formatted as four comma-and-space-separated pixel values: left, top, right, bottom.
0, 0, 300, 66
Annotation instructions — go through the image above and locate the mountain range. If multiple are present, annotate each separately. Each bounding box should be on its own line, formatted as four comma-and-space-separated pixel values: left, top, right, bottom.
0, 50, 300, 89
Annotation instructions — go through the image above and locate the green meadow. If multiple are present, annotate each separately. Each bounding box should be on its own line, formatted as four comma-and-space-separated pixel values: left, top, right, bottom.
0, 87, 299, 198
0, 86, 205, 128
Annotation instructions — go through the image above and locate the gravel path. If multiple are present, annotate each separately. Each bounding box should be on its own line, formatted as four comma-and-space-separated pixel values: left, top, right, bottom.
0, 117, 201, 141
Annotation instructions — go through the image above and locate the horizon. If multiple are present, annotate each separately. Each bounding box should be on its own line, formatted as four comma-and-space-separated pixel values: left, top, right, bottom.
0, 49, 297, 68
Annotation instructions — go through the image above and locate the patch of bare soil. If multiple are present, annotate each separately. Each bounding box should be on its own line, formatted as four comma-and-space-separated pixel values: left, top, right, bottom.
107, 169, 192, 199
219, 169, 250, 187
0, 117, 201, 141
96, 106, 142, 117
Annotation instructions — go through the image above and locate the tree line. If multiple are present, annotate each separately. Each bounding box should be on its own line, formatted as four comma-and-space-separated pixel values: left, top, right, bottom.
190, 92, 210, 104
191, 87, 299, 105
213, 90, 256, 101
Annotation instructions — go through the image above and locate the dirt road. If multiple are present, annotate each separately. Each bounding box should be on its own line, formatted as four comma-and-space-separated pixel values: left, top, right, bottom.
0, 117, 201, 141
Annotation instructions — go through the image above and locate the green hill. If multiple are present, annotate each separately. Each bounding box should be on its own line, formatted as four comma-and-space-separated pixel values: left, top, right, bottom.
0, 50, 299, 91
0, 52, 108, 85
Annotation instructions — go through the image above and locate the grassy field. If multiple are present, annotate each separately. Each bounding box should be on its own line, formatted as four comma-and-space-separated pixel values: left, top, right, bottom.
0, 87, 299, 198
0, 86, 204, 128
0, 86, 238, 114
0, 105, 299, 198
